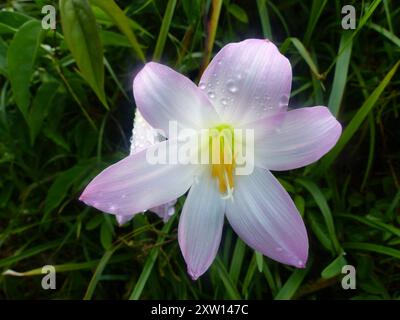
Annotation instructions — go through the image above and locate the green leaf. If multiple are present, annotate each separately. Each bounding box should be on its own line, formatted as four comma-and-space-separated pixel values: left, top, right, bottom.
153, 0, 177, 61
129, 216, 175, 300
274, 267, 309, 300
229, 238, 246, 285
255, 251, 264, 273
328, 31, 353, 116
256, 0, 272, 40
297, 178, 342, 254
228, 4, 248, 24
322, 60, 400, 170
100, 221, 112, 250
7, 20, 44, 119
343, 242, 400, 259
89, 0, 145, 61
60, 0, 108, 109
321, 255, 347, 279
213, 257, 241, 299
84, 247, 118, 299
29, 81, 59, 144
43, 163, 92, 220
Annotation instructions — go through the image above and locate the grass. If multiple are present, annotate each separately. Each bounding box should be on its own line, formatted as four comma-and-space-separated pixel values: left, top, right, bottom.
0, 0, 399, 299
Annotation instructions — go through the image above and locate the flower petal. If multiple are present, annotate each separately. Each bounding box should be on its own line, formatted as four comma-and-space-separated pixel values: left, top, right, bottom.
133, 62, 220, 135
199, 39, 292, 125
226, 168, 308, 267
80, 139, 199, 216
178, 172, 226, 280
251, 106, 342, 171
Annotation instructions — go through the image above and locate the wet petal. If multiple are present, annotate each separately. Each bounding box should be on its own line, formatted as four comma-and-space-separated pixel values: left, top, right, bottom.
226, 168, 308, 267
200, 39, 292, 125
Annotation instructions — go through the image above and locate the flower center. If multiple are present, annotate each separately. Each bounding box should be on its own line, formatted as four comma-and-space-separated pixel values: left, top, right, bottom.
209, 124, 235, 195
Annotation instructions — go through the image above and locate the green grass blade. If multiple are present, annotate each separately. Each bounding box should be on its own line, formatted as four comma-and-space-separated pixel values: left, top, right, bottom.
213, 257, 241, 299
274, 267, 309, 300
129, 217, 175, 300
343, 242, 400, 259
328, 31, 353, 116
297, 178, 342, 254
322, 60, 400, 170
153, 0, 177, 61
256, 0, 272, 40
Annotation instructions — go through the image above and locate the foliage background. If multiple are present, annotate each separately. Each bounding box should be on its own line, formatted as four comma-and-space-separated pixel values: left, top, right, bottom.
0, 0, 399, 299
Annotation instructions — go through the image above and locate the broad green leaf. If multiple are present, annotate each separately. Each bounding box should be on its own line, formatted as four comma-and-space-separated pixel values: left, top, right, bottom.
60, 0, 108, 109
0, 11, 31, 30
7, 20, 44, 119
89, 0, 145, 61
322, 60, 400, 170
228, 4, 248, 24
29, 81, 59, 144
43, 163, 93, 219
321, 255, 347, 279
100, 221, 112, 250
328, 31, 353, 116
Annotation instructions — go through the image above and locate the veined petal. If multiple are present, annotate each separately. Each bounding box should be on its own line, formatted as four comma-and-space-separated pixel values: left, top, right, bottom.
226, 168, 308, 267
252, 106, 342, 171
200, 39, 292, 125
178, 171, 226, 280
133, 62, 220, 135
80, 139, 199, 216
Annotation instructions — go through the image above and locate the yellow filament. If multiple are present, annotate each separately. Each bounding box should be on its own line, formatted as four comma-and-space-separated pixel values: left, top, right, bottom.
209, 125, 235, 194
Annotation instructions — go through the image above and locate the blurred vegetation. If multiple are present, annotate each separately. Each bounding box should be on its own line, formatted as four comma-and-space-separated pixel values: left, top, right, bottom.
0, 0, 399, 299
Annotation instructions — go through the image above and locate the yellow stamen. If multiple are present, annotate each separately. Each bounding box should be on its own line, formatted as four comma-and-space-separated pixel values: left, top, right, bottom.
209, 125, 235, 195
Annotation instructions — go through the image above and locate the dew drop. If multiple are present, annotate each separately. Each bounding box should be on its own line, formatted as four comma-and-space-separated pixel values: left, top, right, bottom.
208, 91, 215, 99
297, 259, 305, 267
227, 79, 238, 93
275, 247, 283, 252
109, 205, 117, 212
167, 207, 175, 216
199, 82, 206, 90
220, 98, 227, 106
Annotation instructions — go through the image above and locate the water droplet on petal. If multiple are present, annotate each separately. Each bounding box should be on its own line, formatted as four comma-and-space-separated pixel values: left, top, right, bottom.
227, 79, 238, 93
276, 247, 283, 252
297, 260, 305, 267
221, 98, 227, 106
109, 205, 117, 212
199, 82, 206, 90
208, 91, 215, 99
167, 207, 175, 216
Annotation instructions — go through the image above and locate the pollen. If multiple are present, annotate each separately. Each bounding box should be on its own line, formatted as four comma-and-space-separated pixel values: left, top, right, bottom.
209, 124, 235, 195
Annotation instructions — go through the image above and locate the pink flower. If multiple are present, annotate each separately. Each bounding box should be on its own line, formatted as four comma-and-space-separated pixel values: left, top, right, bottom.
80, 39, 341, 280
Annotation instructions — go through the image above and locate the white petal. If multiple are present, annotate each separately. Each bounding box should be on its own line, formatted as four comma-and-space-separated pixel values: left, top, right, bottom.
134, 62, 220, 135
80, 139, 199, 216
178, 171, 226, 280
226, 168, 308, 267
250, 107, 342, 171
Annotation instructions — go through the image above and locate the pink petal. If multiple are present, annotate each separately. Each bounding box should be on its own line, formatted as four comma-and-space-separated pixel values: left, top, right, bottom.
251, 106, 342, 171
226, 168, 308, 268
133, 62, 220, 135
80, 139, 198, 216
199, 39, 292, 125
178, 172, 226, 280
